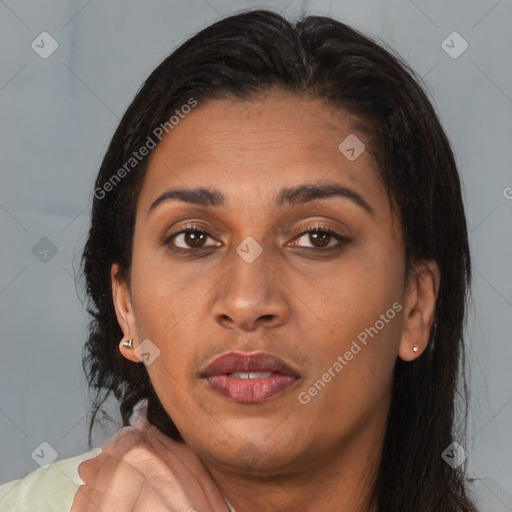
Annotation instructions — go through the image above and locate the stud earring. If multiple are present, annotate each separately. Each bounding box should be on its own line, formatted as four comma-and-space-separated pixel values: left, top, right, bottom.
412, 344, 419, 353
120, 339, 133, 350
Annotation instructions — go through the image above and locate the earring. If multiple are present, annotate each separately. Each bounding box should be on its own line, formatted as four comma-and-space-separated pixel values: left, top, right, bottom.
412, 344, 419, 353
120, 339, 133, 350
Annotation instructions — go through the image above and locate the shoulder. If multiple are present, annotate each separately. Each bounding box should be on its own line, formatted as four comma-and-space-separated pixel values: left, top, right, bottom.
0, 447, 102, 512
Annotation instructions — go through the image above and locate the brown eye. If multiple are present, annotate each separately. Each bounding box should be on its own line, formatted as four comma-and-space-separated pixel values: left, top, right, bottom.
291, 227, 348, 250
168, 227, 219, 250
308, 230, 331, 248
182, 229, 207, 248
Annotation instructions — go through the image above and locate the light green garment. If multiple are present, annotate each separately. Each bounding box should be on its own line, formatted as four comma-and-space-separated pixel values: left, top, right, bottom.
0, 448, 102, 511
0, 447, 236, 511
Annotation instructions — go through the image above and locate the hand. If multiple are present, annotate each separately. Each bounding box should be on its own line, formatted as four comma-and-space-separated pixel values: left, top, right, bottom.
71, 422, 231, 512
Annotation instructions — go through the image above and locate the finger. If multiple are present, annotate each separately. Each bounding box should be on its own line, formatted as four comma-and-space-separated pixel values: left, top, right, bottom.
100, 427, 177, 481
102, 425, 145, 453
78, 451, 146, 494
72, 483, 173, 512
94, 424, 230, 511
144, 426, 230, 512
78, 452, 110, 484
71, 485, 104, 512
130, 401, 152, 433
80, 439, 202, 510
78, 453, 117, 487
144, 425, 201, 465
102, 430, 181, 482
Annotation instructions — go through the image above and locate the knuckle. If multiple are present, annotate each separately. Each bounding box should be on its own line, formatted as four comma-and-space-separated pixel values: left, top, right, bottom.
77, 458, 95, 483
103, 429, 148, 457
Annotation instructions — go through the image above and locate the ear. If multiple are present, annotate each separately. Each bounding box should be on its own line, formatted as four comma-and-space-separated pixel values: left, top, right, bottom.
398, 260, 440, 362
111, 263, 140, 363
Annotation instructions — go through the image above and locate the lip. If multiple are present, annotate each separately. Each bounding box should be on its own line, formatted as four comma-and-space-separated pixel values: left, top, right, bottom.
200, 351, 300, 403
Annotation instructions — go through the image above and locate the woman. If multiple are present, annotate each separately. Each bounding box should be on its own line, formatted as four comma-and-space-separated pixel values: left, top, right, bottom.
0, 9, 478, 511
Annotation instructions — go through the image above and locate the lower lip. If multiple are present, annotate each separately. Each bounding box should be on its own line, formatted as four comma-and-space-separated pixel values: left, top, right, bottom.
205, 374, 298, 403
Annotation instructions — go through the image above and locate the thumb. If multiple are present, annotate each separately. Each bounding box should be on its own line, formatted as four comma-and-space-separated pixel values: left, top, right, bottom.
130, 398, 151, 432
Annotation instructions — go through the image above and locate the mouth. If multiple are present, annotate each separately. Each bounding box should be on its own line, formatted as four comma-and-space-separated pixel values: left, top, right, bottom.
200, 351, 300, 403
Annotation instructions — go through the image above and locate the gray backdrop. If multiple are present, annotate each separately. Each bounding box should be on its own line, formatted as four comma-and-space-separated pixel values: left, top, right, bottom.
1, 0, 511, 509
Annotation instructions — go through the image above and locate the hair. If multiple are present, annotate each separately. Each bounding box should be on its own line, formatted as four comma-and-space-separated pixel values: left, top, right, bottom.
80, 9, 477, 511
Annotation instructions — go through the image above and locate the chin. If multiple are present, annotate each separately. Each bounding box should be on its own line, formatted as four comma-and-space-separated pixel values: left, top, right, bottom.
192, 430, 309, 476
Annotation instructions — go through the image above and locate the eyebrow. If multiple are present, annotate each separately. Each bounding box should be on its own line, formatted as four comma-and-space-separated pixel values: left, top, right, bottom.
148, 182, 374, 216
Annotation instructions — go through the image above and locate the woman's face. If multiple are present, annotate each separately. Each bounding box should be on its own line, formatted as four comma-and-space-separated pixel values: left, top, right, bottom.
112, 92, 432, 476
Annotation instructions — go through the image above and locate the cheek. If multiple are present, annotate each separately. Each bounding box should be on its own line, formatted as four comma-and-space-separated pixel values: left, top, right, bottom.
130, 240, 201, 335
309, 246, 403, 348
297, 241, 404, 408
129, 265, 202, 391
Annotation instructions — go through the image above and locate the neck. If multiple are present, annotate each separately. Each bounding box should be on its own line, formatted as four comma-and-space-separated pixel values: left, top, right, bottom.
203, 401, 388, 512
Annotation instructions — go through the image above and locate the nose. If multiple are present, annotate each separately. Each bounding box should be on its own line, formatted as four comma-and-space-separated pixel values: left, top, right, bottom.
211, 241, 290, 332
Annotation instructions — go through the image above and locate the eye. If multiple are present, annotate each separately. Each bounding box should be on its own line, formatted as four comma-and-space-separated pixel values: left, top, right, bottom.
167, 225, 220, 250
290, 225, 349, 250
166, 223, 349, 252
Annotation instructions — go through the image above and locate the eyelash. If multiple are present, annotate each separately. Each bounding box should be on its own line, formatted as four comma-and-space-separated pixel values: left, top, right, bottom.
165, 223, 350, 253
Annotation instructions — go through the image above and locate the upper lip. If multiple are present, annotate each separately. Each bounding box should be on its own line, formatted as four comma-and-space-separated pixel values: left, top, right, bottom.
200, 351, 300, 378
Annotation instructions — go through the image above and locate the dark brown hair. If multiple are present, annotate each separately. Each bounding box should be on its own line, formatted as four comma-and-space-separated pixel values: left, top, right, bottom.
81, 9, 477, 511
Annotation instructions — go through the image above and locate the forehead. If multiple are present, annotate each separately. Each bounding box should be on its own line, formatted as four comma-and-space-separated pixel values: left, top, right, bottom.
138, 93, 383, 213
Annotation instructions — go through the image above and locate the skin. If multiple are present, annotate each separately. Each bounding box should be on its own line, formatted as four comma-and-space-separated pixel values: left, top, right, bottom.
100, 92, 439, 512
73, 409, 232, 511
